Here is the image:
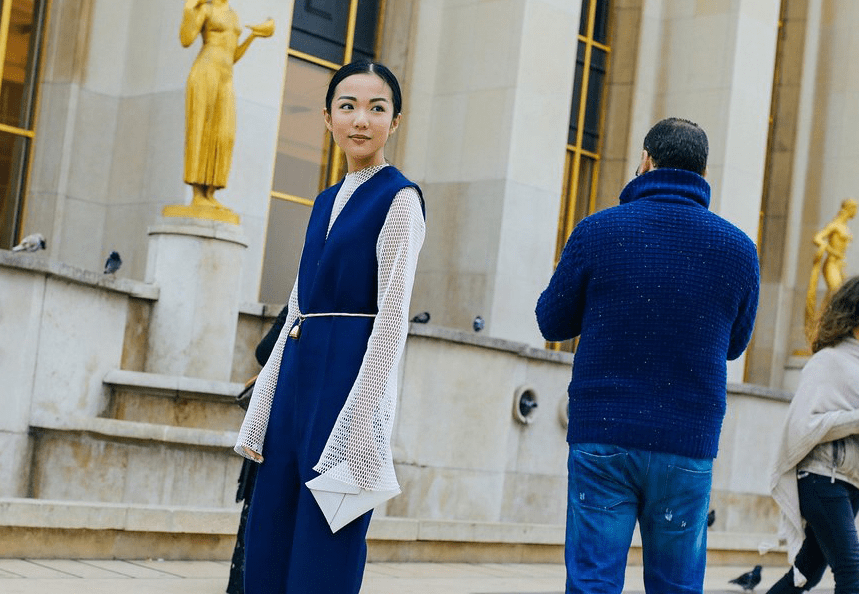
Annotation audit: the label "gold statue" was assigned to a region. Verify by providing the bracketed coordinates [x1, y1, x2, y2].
[170, 0, 274, 222]
[805, 198, 857, 341]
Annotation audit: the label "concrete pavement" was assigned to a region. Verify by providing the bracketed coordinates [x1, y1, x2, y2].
[0, 559, 837, 593]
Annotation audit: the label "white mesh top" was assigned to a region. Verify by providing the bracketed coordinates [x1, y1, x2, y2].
[235, 163, 425, 492]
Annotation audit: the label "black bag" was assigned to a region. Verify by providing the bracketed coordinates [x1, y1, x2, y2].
[236, 376, 256, 411]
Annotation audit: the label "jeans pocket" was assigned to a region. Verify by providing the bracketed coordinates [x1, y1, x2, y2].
[658, 462, 712, 533]
[571, 447, 631, 511]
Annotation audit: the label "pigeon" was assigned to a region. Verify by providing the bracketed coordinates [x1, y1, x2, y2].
[473, 315, 484, 332]
[707, 509, 716, 527]
[729, 565, 761, 591]
[12, 233, 46, 252]
[410, 311, 430, 324]
[104, 251, 122, 274]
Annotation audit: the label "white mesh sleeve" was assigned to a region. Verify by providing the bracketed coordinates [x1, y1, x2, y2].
[312, 186, 426, 490]
[234, 276, 301, 460]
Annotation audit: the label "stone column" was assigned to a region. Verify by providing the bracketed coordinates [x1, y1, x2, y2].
[628, 0, 780, 382]
[144, 218, 248, 381]
[400, 0, 580, 347]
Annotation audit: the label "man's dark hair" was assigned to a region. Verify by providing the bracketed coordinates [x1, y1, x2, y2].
[642, 118, 708, 175]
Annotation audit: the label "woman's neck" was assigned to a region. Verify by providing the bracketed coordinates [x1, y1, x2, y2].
[346, 159, 387, 174]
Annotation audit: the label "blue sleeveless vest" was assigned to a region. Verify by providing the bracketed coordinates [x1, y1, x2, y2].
[296, 166, 423, 318]
[275, 166, 423, 462]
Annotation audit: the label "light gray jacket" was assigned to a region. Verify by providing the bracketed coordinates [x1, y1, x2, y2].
[771, 337, 859, 565]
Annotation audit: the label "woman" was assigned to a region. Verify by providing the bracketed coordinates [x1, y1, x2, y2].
[180, 0, 273, 207]
[769, 276, 859, 593]
[235, 60, 425, 593]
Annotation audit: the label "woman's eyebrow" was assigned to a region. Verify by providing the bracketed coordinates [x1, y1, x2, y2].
[336, 95, 390, 103]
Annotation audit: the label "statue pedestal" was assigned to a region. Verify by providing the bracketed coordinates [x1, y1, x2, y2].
[144, 217, 248, 381]
[163, 203, 240, 225]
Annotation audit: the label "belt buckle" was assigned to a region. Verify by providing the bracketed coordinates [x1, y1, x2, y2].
[288, 318, 302, 339]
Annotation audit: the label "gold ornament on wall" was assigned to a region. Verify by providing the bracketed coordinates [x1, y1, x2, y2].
[163, 0, 275, 225]
[805, 198, 858, 343]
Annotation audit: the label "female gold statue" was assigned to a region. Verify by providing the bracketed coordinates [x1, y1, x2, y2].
[806, 198, 858, 341]
[180, 0, 273, 207]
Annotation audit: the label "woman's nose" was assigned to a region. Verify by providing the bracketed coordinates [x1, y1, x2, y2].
[353, 110, 369, 128]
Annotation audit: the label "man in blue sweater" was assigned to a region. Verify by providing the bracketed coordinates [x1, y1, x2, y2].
[536, 118, 759, 593]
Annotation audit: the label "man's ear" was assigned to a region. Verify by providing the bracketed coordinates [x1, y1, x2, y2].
[644, 152, 657, 173]
[637, 149, 655, 175]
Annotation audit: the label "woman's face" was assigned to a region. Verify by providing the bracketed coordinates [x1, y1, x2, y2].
[324, 73, 400, 172]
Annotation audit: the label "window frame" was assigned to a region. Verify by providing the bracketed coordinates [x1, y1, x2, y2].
[550, 0, 612, 352]
[0, 0, 49, 247]
[270, 0, 386, 208]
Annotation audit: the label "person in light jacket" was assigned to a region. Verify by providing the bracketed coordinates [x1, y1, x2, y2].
[769, 276, 859, 593]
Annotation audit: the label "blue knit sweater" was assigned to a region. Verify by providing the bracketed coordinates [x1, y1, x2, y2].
[536, 168, 759, 459]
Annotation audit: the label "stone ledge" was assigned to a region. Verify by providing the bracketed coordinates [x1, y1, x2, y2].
[0, 498, 780, 551]
[407, 324, 574, 364]
[103, 369, 245, 401]
[0, 250, 159, 300]
[31, 417, 238, 450]
[0, 498, 238, 534]
[728, 381, 793, 402]
[0, 499, 785, 563]
[238, 302, 285, 317]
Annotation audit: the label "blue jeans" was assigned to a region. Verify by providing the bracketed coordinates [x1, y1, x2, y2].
[566, 443, 713, 594]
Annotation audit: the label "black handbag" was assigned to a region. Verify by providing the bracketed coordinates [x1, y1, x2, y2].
[236, 375, 256, 411]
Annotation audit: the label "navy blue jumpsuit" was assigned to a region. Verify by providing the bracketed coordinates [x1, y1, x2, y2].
[243, 167, 423, 593]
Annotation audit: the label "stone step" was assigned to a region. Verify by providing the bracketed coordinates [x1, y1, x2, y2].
[0, 498, 786, 565]
[102, 370, 247, 431]
[29, 417, 242, 508]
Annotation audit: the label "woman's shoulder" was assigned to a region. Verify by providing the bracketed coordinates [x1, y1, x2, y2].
[380, 164, 420, 190]
[805, 339, 859, 375]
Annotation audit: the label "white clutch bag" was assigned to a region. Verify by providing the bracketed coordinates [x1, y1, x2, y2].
[306, 461, 400, 533]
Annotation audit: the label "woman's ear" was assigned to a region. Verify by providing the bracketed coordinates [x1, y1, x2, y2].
[323, 108, 332, 132]
[389, 113, 402, 135]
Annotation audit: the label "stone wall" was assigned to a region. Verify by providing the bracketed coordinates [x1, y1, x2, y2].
[1, 249, 794, 559]
[0, 250, 157, 498]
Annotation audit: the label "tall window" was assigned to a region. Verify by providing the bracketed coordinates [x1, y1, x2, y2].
[0, 0, 47, 249]
[550, 0, 611, 351]
[260, 0, 381, 302]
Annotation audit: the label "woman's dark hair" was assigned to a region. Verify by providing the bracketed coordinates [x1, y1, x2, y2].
[812, 276, 859, 353]
[325, 60, 402, 116]
[642, 117, 708, 176]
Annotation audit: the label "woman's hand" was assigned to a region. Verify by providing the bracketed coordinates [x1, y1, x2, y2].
[241, 445, 264, 463]
[246, 18, 275, 38]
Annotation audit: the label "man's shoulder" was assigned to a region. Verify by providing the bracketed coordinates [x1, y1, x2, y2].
[706, 213, 758, 252]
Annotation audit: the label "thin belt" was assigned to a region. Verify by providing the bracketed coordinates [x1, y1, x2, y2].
[288, 311, 376, 339]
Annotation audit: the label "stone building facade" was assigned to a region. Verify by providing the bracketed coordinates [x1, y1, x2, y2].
[1, 0, 857, 562]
